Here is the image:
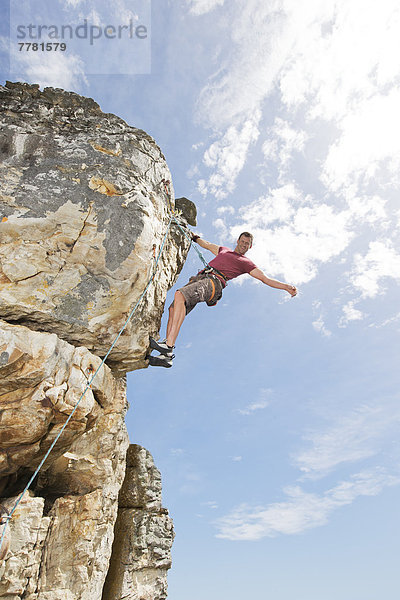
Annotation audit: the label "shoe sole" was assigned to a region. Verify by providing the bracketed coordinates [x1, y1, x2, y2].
[148, 354, 174, 368]
[149, 337, 174, 356]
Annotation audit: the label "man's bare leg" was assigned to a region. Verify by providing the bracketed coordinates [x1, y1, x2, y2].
[166, 290, 186, 347]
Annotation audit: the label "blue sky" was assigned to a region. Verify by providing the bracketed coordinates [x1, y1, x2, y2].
[2, 0, 400, 598]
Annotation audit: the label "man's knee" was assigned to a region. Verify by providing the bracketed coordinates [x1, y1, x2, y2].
[174, 290, 185, 305]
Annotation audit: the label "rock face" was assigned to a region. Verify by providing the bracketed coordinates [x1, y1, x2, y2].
[0, 80, 193, 375]
[0, 319, 122, 482]
[0, 82, 195, 600]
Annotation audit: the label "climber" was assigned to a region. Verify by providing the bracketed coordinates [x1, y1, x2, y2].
[148, 231, 297, 368]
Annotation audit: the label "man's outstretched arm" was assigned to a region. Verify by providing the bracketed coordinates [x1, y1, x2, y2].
[191, 234, 219, 256]
[249, 268, 297, 297]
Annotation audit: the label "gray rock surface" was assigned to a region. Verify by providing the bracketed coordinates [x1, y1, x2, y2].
[0, 82, 188, 600]
[0, 81, 195, 375]
[0, 320, 122, 481]
[103, 445, 174, 600]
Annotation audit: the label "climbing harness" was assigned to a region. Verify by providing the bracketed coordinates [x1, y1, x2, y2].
[199, 265, 228, 285]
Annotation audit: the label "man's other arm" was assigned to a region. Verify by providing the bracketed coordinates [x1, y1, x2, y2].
[249, 268, 297, 297]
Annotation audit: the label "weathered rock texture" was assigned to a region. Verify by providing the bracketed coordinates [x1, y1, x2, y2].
[102, 446, 175, 600]
[0, 82, 195, 600]
[0, 80, 193, 375]
[0, 319, 122, 482]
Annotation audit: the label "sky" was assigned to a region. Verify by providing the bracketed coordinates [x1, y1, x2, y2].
[1, 0, 400, 598]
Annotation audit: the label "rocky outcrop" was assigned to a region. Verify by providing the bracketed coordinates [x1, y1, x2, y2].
[0, 320, 122, 483]
[0, 82, 195, 599]
[0, 80, 192, 375]
[102, 446, 174, 600]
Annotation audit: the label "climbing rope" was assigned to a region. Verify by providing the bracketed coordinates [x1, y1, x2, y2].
[160, 179, 211, 270]
[0, 213, 175, 554]
[172, 217, 210, 269]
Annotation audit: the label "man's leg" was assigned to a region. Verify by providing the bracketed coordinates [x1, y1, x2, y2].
[166, 290, 186, 347]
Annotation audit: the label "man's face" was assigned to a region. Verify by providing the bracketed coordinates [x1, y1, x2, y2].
[235, 235, 252, 255]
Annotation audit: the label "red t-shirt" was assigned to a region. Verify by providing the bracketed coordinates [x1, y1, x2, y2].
[208, 246, 257, 282]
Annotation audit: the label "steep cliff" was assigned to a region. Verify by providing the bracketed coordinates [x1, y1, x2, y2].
[0, 81, 194, 600]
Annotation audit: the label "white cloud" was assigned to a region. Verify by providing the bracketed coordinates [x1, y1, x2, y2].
[346, 196, 387, 225]
[10, 39, 88, 91]
[236, 389, 272, 415]
[195, 0, 300, 129]
[227, 186, 389, 288]
[212, 218, 229, 241]
[170, 448, 185, 457]
[262, 117, 308, 178]
[217, 205, 235, 215]
[372, 311, 400, 329]
[200, 115, 260, 199]
[203, 500, 219, 509]
[217, 396, 400, 541]
[193, 0, 399, 289]
[282, 0, 400, 118]
[338, 300, 365, 327]
[350, 241, 400, 298]
[322, 90, 400, 192]
[294, 401, 400, 479]
[187, 164, 200, 179]
[312, 315, 332, 337]
[215, 468, 400, 540]
[236, 399, 270, 416]
[232, 185, 353, 284]
[312, 301, 332, 337]
[186, 0, 225, 16]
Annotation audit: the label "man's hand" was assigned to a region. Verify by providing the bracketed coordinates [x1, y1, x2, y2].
[191, 232, 200, 242]
[286, 284, 297, 297]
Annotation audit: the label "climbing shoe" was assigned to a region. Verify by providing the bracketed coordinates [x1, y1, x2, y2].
[149, 337, 174, 356]
[148, 353, 175, 368]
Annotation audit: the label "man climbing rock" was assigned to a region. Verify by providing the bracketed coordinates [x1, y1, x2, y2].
[148, 231, 297, 367]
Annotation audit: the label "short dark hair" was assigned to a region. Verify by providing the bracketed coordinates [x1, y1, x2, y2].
[238, 231, 253, 243]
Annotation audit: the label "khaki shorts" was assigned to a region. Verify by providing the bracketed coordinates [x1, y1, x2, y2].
[172, 273, 223, 315]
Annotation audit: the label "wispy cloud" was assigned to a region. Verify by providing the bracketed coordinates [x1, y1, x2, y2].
[338, 300, 365, 327]
[321, 90, 400, 193]
[312, 315, 332, 338]
[186, 0, 225, 16]
[217, 396, 400, 541]
[262, 118, 308, 182]
[312, 301, 332, 337]
[215, 468, 400, 540]
[192, 0, 399, 326]
[203, 500, 219, 509]
[198, 115, 260, 199]
[293, 401, 400, 479]
[236, 389, 272, 415]
[231, 185, 353, 284]
[11, 48, 88, 91]
[170, 448, 185, 457]
[349, 241, 400, 299]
